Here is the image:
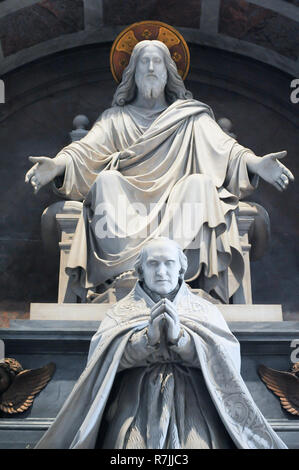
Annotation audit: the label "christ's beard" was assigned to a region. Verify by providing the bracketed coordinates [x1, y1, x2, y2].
[137, 76, 167, 100]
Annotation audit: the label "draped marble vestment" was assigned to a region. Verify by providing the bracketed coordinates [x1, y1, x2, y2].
[35, 282, 286, 449]
[54, 99, 258, 302]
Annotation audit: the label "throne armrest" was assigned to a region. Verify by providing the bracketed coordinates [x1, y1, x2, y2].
[41, 201, 83, 256]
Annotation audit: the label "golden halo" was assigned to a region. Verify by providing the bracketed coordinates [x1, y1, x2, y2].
[110, 20, 190, 83]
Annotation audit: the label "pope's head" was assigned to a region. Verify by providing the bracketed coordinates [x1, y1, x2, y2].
[112, 40, 192, 106]
[134, 237, 188, 295]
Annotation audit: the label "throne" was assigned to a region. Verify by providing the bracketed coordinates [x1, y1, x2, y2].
[41, 115, 270, 305]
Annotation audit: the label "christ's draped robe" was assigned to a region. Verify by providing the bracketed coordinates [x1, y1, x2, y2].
[54, 99, 258, 302]
[35, 281, 286, 449]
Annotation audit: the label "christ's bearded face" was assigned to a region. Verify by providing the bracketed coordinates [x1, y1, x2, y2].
[135, 44, 168, 100]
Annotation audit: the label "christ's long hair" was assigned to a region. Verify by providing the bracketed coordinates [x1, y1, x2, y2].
[112, 40, 193, 106]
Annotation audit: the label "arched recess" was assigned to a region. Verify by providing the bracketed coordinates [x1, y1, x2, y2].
[0, 41, 298, 316]
[1, 41, 298, 125]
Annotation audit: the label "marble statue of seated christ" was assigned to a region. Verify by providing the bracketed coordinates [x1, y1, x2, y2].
[24, 39, 294, 303]
[35, 237, 287, 449]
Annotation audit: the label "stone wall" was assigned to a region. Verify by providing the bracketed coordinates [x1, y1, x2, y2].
[0, 0, 298, 76]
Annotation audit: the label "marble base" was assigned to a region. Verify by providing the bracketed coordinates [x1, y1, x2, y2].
[30, 303, 283, 322]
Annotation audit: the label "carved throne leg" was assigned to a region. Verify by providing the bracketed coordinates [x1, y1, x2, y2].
[56, 213, 80, 303]
[232, 216, 254, 304]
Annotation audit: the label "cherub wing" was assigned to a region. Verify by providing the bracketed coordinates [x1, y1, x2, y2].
[0, 362, 56, 414]
[258, 364, 299, 416]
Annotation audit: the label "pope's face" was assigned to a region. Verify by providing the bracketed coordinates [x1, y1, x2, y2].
[135, 45, 167, 99]
[142, 241, 181, 295]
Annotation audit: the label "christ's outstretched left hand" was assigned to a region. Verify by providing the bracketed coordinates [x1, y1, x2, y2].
[247, 150, 294, 192]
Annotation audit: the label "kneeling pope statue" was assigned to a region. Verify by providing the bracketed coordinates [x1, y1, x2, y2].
[35, 237, 287, 449]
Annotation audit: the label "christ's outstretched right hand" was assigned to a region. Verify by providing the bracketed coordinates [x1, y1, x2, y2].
[25, 155, 67, 194]
[25, 156, 58, 194]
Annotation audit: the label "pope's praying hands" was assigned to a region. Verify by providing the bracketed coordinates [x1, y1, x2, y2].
[147, 298, 183, 346]
[119, 297, 196, 372]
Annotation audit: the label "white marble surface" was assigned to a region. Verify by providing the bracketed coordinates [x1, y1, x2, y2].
[30, 302, 282, 322]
